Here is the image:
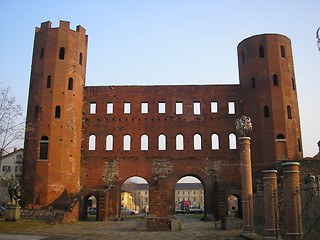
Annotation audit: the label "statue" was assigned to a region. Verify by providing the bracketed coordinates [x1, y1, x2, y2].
[235, 115, 253, 137]
[0, 174, 21, 205]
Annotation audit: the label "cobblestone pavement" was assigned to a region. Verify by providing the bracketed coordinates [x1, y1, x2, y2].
[1, 216, 245, 240]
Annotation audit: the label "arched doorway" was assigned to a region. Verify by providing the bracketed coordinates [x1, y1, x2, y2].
[227, 194, 240, 218]
[175, 176, 204, 216]
[120, 176, 149, 217]
[84, 195, 97, 221]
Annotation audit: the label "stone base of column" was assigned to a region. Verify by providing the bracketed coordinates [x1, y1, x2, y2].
[5, 204, 21, 221]
[135, 217, 183, 231]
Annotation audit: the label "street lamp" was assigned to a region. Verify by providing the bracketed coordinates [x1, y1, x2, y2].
[317, 27, 320, 51]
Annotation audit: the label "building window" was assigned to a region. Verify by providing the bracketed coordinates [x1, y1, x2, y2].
[79, 52, 83, 65]
[229, 133, 237, 149]
[211, 133, 219, 150]
[55, 105, 61, 118]
[264, 105, 270, 118]
[281, 45, 286, 58]
[90, 103, 96, 114]
[194, 134, 202, 150]
[46, 76, 51, 88]
[107, 102, 113, 114]
[228, 102, 235, 114]
[259, 45, 265, 58]
[89, 135, 96, 150]
[106, 135, 113, 151]
[292, 78, 296, 90]
[273, 74, 279, 86]
[40, 48, 44, 60]
[39, 136, 49, 160]
[68, 78, 73, 90]
[176, 134, 184, 151]
[141, 102, 148, 114]
[124, 135, 131, 151]
[158, 134, 166, 150]
[241, 51, 245, 64]
[276, 134, 285, 139]
[141, 134, 148, 151]
[298, 138, 302, 152]
[251, 77, 256, 88]
[211, 102, 218, 113]
[35, 106, 39, 119]
[176, 102, 183, 114]
[158, 102, 166, 114]
[59, 47, 65, 60]
[2, 166, 11, 172]
[287, 105, 292, 119]
[124, 102, 131, 114]
[193, 102, 200, 115]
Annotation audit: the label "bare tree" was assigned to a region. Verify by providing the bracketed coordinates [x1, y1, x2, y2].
[0, 86, 24, 152]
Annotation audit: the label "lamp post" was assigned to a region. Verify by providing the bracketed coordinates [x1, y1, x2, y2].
[317, 27, 320, 51]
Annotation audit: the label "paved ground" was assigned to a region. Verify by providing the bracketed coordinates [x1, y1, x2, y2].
[0, 216, 247, 240]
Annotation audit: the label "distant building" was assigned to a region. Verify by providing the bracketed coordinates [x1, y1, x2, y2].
[122, 183, 204, 213]
[0, 148, 23, 206]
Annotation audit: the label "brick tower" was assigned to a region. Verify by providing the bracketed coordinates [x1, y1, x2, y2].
[237, 34, 303, 172]
[22, 21, 87, 207]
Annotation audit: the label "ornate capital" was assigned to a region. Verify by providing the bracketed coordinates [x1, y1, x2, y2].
[235, 116, 252, 137]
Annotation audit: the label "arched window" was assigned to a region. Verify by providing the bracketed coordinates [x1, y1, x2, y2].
[211, 134, 219, 150]
[264, 105, 270, 118]
[68, 78, 73, 90]
[251, 77, 256, 88]
[287, 105, 292, 119]
[276, 134, 286, 139]
[89, 135, 96, 150]
[46, 76, 51, 88]
[59, 47, 65, 60]
[141, 134, 148, 151]
[39, 136, 49, 160]
[158, 134, 166, 150]
[259, 45, 265, 58]
[281, 45, 286, 58]
[194, 134, 202, 150]
[106, 135, 113, 151]
[124, 135, 131, 151]
[273, 74, 279, 86]
[55, 105, 61, 118]
[79, 52, 83, 65]
[292, 78, 296, 90]
[176, 134, 184, 150]
[229, 133, 237, 149]
[40, 48, 44, 60]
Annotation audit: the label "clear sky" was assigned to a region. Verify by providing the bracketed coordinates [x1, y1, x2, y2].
[0, 1, 319, 157]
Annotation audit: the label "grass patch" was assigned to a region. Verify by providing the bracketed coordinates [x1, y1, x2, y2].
[184, 214, 204, 219]
[0, 219, 48, 233]
[121, 215, 142, 220]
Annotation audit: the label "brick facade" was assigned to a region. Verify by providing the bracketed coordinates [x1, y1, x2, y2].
[22, 21, 303, 221]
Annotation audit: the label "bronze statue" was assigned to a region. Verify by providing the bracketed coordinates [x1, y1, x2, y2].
[0, 174, 21, 205]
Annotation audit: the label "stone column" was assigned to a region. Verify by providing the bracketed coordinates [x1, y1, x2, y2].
[262, 170, 279, 240]
[282, 162, 303, 240]
[239, 136, 254, 235]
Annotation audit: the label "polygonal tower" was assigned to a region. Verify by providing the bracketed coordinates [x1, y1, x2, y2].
[238, 34, 303, 172]
[22, 21, 87, 207]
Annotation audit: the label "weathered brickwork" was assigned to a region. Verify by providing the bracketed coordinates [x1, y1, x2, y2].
[22, 21, 303, 221]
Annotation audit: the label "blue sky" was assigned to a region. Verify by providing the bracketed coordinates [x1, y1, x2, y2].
[0, 1, 319, 157]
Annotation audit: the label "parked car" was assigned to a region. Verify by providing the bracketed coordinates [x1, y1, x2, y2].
[0, 206, 5, 217]
[121, 207, 138, 215]
[87, 207, 96, 215]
